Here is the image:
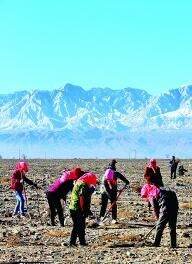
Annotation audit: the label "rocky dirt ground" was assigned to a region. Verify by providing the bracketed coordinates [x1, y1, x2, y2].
[0, 159, 192, 264]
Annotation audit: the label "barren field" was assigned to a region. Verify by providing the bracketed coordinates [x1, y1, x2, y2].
[0, 159, 192, 264]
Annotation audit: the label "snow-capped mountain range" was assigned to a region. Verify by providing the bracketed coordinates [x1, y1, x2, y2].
[0, 84, 192, 158]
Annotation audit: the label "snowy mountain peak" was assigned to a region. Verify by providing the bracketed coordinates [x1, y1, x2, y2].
[0, 84, 192, 131]
[0, 84, 192, 158]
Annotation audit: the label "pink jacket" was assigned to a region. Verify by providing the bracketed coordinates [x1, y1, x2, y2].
[48, 171, 72, 192]
[48, 168, 82, 192]
[141, 183, 160, 200]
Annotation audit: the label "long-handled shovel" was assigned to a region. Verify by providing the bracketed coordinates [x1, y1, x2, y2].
[102, 184, 128, 222]
[90, 184, 128, 228]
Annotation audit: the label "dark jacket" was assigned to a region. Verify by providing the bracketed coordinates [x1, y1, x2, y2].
[151, 187, 179, 219]
[169, 159, 179, 171]
[144, 166, 164, 187]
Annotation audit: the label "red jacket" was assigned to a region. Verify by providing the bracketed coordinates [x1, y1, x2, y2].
[11, 170, 35, 191]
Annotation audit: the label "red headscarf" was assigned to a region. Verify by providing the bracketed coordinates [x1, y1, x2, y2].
[77, 173, 97, 186]
[69, 167, 82, 180]
[60, 167, 82, 182]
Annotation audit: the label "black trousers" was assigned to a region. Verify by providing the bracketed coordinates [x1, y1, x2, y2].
[171, 169, 176, 179]
[100, 192, 117, 220]
[154, 211, 177, 247]
[46, 192, 64, 226]
[70, 210, 86, 245]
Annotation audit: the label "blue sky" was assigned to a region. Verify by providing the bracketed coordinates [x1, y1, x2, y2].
[0, 0, 192, 95]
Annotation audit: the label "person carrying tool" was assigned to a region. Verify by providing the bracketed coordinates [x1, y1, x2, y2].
[46, 167, 84, 227]
[10, 161, 38, 217]
[98, 167, 129, 225]
[69, 172, 98, 247]
[141, 184, 179, 248]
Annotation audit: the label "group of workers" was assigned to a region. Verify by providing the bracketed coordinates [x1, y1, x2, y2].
[9, 157, 187, 248]
[169, 155, 188, 178]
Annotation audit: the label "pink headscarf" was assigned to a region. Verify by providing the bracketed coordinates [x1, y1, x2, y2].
[77, 173, 97, 186]
[148, 159, 157, 169]
[15, 161, 29, 172]
[141, 183, 160, 199]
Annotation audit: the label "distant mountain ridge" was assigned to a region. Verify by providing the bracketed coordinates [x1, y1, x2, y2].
[0, 84, 192, 158]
